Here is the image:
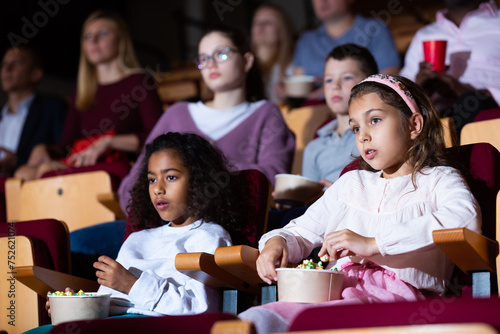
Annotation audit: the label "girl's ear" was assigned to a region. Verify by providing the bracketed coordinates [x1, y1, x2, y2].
[409, 113, 424, 140]
[243, 52, 254, 73]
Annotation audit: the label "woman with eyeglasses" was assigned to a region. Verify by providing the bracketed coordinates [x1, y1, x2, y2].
[14, 10, 163, 181]
[118, 25, 295, 215]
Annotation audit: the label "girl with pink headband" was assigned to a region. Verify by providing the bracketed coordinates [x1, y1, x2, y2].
[356, 74, 421, 114]
[239, 74, 481, 334]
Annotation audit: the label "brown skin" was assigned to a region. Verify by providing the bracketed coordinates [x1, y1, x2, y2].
[0, 148, 17, 174]
[93, 255, 138, 294]
[44, 256, 139, 317]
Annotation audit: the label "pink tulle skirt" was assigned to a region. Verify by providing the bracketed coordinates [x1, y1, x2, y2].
[239, 263, 427, 334]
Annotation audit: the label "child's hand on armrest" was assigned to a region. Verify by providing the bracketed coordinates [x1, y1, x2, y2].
[94, 256, 138, 294]
[256, 236, 289, 285]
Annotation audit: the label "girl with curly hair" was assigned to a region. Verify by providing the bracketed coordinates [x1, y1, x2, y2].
[93, 132, 250, 316]
[42, 132, 250, 324]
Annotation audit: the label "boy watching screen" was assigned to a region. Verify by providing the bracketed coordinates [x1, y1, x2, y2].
[302, 43, 379, 188]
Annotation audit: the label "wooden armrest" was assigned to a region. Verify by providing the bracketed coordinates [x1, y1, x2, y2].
[16, 266, 100, 297]
[432, 228, 499, 273]
[97, 192, 126, 219]
[214, 245, 264, 286]
[211, 320, 256, 334]
[175, 252, 259, 294]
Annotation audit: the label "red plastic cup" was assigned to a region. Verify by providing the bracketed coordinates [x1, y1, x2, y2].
[423, 40, 447, 73]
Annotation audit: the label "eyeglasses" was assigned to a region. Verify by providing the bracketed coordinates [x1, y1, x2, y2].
[195, 46, 238, 70]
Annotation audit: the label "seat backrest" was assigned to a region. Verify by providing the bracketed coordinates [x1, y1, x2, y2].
[47, 312, 239, 334]
[0, 219, 71, 330]
[280, 104, 331, 174]
[452, 143, 500, 241]
[0, 235, 41, 333]
[286, 323, 496, 334]
[154, 67, 205, 108]
[474, 108, 500, 122]
[232, 169, 272, 247]
[497, 190, 500, 294]
[0, 175, 8, 223]
[6, 171, 119, 232]
[40, 160, 132, 191]
[461, 118, 500, 152]
[441, 117, 458, 148]
[0, 219, 71, 274]
[288, 297, 500, 332]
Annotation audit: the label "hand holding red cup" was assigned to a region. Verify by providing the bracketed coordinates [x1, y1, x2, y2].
[423, 40, 447, 73]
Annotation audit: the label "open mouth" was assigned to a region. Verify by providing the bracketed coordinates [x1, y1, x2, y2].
[331, 96, 342, 102]
[365, 149, 376, 159]
[155, 199, 169, 210]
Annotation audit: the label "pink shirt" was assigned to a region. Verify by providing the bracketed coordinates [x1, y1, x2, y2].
[400, 1, 500, 104]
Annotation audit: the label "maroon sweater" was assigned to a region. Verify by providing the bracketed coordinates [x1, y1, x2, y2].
[57, 72, 163, 157]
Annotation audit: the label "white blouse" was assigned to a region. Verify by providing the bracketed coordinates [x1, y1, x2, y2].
[98, 220, 232, 316]
[188, 100, 266, 141]
[260, 166, 481, 294]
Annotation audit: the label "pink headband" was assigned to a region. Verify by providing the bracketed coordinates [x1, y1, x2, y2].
[357, 74, 421, 114]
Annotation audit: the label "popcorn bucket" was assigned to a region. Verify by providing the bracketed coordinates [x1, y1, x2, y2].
[284, 75, 316, 98]
[276, 268, 344, 303]
[274, 174, 324, 207]
[49, 292, 111, 325]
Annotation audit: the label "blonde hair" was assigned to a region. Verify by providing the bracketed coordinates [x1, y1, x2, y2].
[76, 10, 140, 110]
[251, 4, 294, 83]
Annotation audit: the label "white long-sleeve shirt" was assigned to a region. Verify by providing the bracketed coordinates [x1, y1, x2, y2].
[259, 166, 481, 294]
[98, 220, 232, 316]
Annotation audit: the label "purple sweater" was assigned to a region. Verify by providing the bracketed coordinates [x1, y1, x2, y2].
[118, 100, 295, 213]
[57, 72, 163, 156]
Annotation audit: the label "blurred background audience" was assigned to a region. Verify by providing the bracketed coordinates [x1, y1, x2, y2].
[13, 10, 163, 180]
[400, 0, 500, 136]
[251, 3, 295, 104]
[291, 0, 401, 100]
[0, 45, 67, 176]
[0, 0, 454, 106]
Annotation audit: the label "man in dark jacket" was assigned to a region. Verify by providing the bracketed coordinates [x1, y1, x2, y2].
[0, 45, 67, 175]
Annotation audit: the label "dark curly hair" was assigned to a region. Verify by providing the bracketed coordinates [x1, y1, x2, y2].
[349, 75, 455, 186]
[128, 132, 251, 240]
